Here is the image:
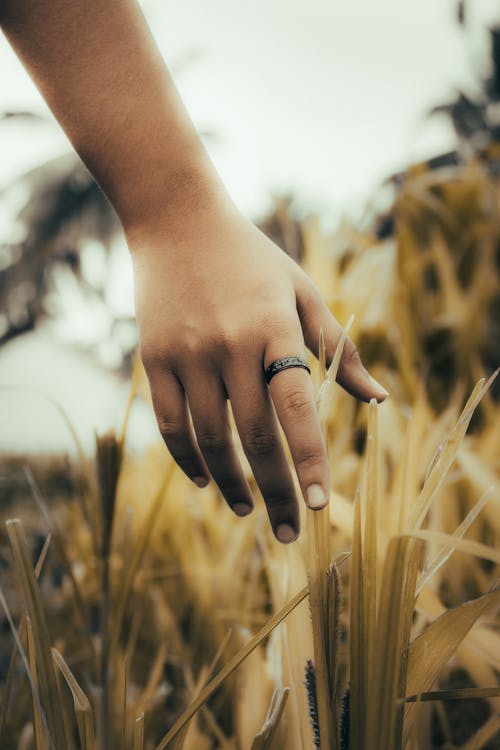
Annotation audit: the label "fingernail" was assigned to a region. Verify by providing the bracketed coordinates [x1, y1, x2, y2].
[276, 523, 298, 543]
[367, 374, 389, 398]
[306, 483, 328, 509]
[193, 476, 209, 488]
[233, 502, 252, 517]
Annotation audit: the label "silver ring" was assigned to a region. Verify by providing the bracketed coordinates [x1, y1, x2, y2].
[265, 356, 311, 384]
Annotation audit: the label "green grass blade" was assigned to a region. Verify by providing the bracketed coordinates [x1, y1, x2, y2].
[154, 587, 308, 750]
[6, 518, 67, 750]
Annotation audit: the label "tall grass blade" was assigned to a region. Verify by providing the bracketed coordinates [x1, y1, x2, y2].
[317, 314, 354, 421]
[405, 588, 500, 742]
[368, 536, 422, 750]
[410, 530, 500, 565]
[251, 688, 290, 750]
[26, 617, 49, 750]
[133, 713, 145, 750]
[24, 466, 96, 663]
[349, 487, 365, 750]
[363, 399, 379, 694]
[326, 560, 342, 741]
[460, 714, 500, 750]
[405, 687, 500, 702]
[109, 462, 175, 663]
[409, 369, 498, 530]
[416, 487, 494, 594]
[306, 506, 337, 750]
[0, 533, 51, 740]
[52, 648, 95, 750]
[154, 587, 308, 750]
[6, 518, 67, 750]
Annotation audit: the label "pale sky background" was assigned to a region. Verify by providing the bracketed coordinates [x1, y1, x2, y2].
[0, 0, 498, 452]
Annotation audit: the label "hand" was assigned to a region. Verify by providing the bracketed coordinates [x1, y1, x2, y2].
[129, 196, 388, 543]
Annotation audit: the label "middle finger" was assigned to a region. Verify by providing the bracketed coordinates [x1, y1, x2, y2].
[224, 351, 301, 543]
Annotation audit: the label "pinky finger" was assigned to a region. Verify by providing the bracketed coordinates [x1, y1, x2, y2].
[149, 370, 210, 487]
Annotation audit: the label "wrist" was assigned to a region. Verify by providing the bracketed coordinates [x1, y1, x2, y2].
[123, 154, 241, 256]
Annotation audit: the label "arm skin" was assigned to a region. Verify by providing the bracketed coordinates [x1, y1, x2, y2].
[0, 0, 388, 543]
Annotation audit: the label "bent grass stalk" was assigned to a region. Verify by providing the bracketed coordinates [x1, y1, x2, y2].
[154, 587, 308, 750]
[6, 518, 67, 750]
[304, 318, 354, 750]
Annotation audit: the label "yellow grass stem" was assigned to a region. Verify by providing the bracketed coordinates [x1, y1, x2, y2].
[251, 688, 290, 750]
[407, 588, 500, 697]
[405, 588, 500, 743]
[349, 486, 366, 750]
[368, 536, 422, 750]
[109, 461, 175, 664]
[306, 506, 338, 750]
[52, 648, 95, 750]
[6, 518, 67, 750]
[416, 487, 494, 594]
[317, 314, 354, 422]
[154, 587, 308, 750]
[405, 687, 500, 702]
[303, 315, 354, 750]
[410, 530, 500, 565]
[363, 399, 379, 692]
[133, 713, 145, 750]
[460, 714, 500, 750]
[118, 352, 143, 451]
[409, 369, 498, 530]
[24, 466, 96, 665]
[26, 617, 49, 750]
[0, 534, 53, 743]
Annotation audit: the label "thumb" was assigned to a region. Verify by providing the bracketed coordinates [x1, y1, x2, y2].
[294, 273, 389, 403]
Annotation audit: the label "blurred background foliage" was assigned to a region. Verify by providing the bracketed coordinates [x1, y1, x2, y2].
[0, 2, 499, 750]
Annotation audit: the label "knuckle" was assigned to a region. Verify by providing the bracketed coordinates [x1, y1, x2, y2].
[243, 426, 279, 458]
[265, 495, 294, 512]
[157, 416, 182, 441]
[295, 444, 325, 469]
[197, 431, 229, 456]
[140, 342, 160, 369]
[343, 341, 362, 367]
[282, 388, 313, 419]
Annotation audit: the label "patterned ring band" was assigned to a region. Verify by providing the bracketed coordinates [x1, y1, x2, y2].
[264, 356, 311, 384]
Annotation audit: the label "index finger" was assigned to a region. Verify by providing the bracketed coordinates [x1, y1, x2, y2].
[264, 344, 330, 512]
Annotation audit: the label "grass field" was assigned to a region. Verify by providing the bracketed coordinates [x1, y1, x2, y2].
[0, 151, 499, 749]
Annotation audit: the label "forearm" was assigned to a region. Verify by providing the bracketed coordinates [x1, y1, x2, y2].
[0, 0, 229, 234]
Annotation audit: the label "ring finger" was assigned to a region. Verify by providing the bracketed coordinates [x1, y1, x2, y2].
[182, 367, 255, 517]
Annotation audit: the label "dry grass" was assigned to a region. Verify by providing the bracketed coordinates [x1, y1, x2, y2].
[0, 153, 499, 749]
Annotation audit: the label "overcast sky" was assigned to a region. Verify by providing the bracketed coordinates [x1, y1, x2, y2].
[0, 0, 498, 451]
[1, 0, 498, 217]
